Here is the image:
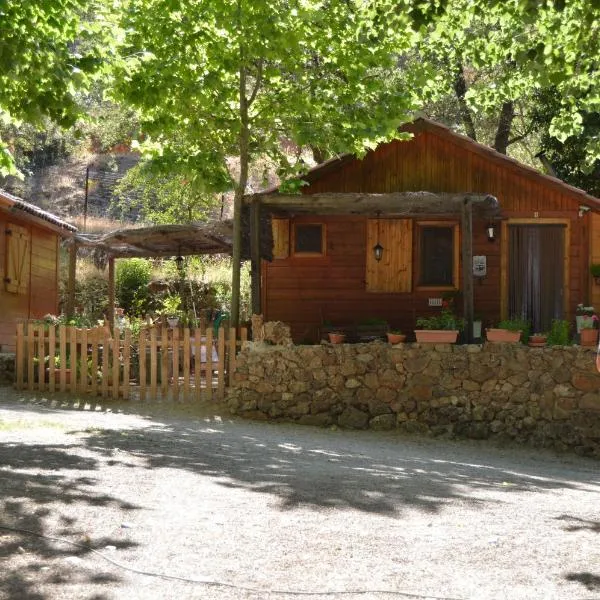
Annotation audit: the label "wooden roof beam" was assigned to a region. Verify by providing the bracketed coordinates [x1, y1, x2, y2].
[246, 192, 499, 216]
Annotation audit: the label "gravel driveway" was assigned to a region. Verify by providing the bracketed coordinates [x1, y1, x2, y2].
[0, 387, 599, 600]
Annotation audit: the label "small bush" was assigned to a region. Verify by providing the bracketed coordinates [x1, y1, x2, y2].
[116, 259, 154, 317]
[547, 319, 571, 346]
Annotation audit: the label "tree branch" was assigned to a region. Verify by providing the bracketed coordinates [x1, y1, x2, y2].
[247, 59, 263, 108]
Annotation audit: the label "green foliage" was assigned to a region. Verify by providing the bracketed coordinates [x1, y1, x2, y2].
[547, 319, 571, 346]
[416, 310, 465, 331]
[0, 0, 118, 176]
[116, 259, 153, 317]
[590, 264, 600, 278]
[497, 317, 531, 343]
[112, 163, 220, 224]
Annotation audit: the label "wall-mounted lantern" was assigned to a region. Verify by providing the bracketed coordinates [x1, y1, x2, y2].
[373, 210, 384, 261]
[486, 222, 496, 242]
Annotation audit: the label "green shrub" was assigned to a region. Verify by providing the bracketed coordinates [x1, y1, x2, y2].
[547, 319, 571, 346]
[116, 259, 153, 317]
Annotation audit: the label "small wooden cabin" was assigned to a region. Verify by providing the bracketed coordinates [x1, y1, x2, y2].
[0, 189, 76, 351]
[250, 118, 600, 343]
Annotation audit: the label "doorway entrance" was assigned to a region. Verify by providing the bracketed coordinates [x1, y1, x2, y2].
[508, 224, 566, 332]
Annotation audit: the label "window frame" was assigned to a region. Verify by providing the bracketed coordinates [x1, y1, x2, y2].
[291, 222, 326, 257]
[415, 220, 459, 290]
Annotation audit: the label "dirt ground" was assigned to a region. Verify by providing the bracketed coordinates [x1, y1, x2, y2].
[0, 387, 599, 600]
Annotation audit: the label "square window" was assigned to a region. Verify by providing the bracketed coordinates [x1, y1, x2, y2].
[419, 226, 454, 286]
[293, 224, 324, 255]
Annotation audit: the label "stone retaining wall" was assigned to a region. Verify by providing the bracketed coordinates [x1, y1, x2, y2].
[0, 353, 15, 386]
[228, 342, 600, 457]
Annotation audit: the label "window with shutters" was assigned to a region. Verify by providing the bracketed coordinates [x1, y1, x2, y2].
[4, 223, 30, 295]
[292, 223, 325, 257]
[416, 222, 459, 289]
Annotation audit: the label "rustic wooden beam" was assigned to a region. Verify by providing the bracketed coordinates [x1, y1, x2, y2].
[107, 256, 115, 328]
[246, 192, 499, 217]
[250, 199, 262, 315]
[461, 198, 474, 343]
[66, 243, 77, 318]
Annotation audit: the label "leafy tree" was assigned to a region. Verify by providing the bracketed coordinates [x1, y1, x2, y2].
[112, 0, 429, 324]
[414, 0, 600, 162]
[0, 1, 115, 177]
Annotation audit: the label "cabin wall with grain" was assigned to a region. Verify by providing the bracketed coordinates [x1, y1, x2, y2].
[263, 127, 589, 342]
[0, 213, 60, 352]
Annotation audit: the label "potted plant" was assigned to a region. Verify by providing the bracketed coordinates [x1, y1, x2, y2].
[579, 314, 598, 346]
[528, 332, 547, 347]
[414, 309, 464, 343]
[328, 331, 346, 344]
[576, 304, 596, 333]
[591, 264, 600, 285]
[386, 329, 406, 344]
[486, 317, 529, 343]
[160, 295, 183, 327]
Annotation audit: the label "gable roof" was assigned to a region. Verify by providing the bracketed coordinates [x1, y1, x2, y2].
[0, 189, 77, 234]
[297, 117, 600, 209]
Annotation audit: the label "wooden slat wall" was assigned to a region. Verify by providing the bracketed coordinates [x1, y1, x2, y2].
[264, 129, 587, 341]
[0, 215, 60, 352]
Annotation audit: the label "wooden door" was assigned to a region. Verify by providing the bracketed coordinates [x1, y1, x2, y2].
[508, 224, 565, 332]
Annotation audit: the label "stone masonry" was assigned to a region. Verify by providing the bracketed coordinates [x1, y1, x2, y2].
[228, 341, 600, 457]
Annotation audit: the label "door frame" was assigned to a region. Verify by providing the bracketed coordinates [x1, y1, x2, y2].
[500, 218, 570, 320]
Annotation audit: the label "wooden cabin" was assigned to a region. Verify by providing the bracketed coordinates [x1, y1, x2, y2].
[0, 189, 76, 351]
[249, 118, 600, 343]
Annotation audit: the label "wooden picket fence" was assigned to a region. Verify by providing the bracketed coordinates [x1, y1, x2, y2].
[15, 322, 247, 401]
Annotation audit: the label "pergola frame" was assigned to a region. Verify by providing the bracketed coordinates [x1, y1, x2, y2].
[244, 191, 501, 343]
[65, 222, 233, 326]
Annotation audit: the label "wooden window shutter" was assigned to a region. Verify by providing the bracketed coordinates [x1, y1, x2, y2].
[272, 218, 290, 259]
[5, 224, 30, 294]
[366, 219, 412, 292]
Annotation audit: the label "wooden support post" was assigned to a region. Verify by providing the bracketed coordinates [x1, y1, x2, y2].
[108, 256, 115, 329]
[462, 198, 474, 343]
[66, 243, 77, 318]
[250, 199, 262, 316]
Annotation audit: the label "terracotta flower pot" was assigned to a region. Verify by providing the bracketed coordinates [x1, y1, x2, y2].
[328, 332, 346, 344]
[387, 332, 406, 344]
[580, 328, 598, 347]
[528, 335, 547, 347]
[414, 330, 458, 343]
[486, 328, 521, 343]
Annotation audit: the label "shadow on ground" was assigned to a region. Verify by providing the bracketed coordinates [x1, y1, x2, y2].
[75, 403, 600, 518]
[2, 393, 599, 599]
[0, 427, 140, 599]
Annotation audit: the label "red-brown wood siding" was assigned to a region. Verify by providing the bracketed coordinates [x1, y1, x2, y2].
[264, 129, 588, 342]
[0, 214, 60, 352]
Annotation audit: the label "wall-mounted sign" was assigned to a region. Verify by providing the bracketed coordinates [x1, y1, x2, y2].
[473, 255, 487, 278]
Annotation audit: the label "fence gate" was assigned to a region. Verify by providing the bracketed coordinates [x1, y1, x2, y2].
[15, 323, 247, 402]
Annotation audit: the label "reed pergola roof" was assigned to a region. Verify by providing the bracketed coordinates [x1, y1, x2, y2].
[70, 221, 234, 259]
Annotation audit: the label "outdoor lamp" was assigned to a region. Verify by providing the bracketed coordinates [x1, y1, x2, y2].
[373, 242, 384, 262]
[486, 222, 496, 242]
[373, 210, 384, 261]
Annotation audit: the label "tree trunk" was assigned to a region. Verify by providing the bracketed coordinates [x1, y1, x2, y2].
[493, 101, 515, 155]
[231, 61, 250, 329]
[453, 64, 477, 141]
[311, 145, 328, 164]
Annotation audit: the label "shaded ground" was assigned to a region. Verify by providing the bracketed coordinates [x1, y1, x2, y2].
[0, 388, 599, 600]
